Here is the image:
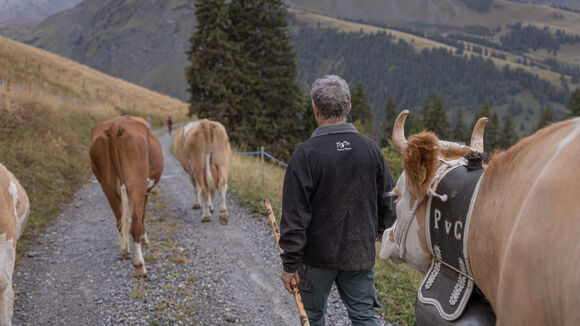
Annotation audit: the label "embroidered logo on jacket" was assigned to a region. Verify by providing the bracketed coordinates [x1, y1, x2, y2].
[336, 141, 352, 151]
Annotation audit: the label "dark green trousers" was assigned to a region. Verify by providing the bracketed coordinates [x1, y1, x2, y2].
[298, 264, 381, 326]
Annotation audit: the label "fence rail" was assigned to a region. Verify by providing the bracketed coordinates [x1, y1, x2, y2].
[237, 149, 288, 167]
[237, 147, 287, 186]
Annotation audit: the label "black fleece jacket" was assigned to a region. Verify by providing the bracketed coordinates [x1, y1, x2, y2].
[279, 123, 395, 273]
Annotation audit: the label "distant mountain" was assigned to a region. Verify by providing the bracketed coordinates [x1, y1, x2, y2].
[20, 0, 197, 101]
[0, 0, 81, 25]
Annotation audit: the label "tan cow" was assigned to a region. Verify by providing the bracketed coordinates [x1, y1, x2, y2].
[380, 110, 580, 325]
[0, 163, 29, 326]
[89, 115, 163, 278]
[174, 119, 231, 224]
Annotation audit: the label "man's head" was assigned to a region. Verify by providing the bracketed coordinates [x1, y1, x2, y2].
[310, 75, 351, 124]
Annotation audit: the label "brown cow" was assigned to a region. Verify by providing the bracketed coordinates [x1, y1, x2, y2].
[380, 110, 580, 325]
[89, 115, 163, 278]
[174, 119, 231, 224]
[0, 163, 29, 325]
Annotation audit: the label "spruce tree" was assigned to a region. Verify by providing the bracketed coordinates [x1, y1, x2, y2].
[186, 0, 242, 128]
[568, 88, 580, 117]
[537, 107, 554, 130]
[229, 0, 302, 158]
[428, 94, 449, 139]
[452, 108, 467, 144]
[381, 96, 397, 147]
[488, 112, 500, 153]
[350, 82, 372, 135]
[421, 96, 432, 130]
[499, 114, 518, 149]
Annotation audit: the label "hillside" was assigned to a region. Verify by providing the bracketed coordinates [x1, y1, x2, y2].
[0, 34, 187, 249]
[285, 0, 580, 34]
[0, 0, 81, 25]
[20, 0, 197, 100]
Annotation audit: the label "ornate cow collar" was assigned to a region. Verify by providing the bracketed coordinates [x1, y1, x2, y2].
[417, 159, 484, 321]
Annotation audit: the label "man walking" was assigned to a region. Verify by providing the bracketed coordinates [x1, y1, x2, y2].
[279, 75, 395, 325]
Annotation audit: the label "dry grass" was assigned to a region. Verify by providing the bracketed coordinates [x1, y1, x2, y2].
[228, 150, 287, 219]
[0, 35, 188, 121]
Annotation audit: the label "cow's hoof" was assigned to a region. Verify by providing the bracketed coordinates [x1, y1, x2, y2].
[193, 203, 201, 209]
[219, 211, 229, 225]
[142, 233, 150, 245]
[201, 216, 211, 222]
[210, 207, 214, 213]
[134, 265, 148, 278]
[120, 249, 131, 260]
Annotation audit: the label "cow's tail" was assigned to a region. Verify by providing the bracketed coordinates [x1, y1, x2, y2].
[107, 122, 131, 251]
[203, 121, 215, 194]
[120, 184, 131, 249]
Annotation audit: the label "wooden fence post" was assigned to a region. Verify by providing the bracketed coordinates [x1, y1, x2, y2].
[261, 146, 265, 187]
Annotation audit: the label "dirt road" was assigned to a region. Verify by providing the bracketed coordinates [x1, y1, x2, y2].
[12, 129, 389, 325]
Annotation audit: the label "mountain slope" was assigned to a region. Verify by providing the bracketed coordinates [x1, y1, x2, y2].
[21, 0, 197, 100]
[285, 0, 580, 35]
[0, 0, 81, 25]
[0, 34, 187, 119]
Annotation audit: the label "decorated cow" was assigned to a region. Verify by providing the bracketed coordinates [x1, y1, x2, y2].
[379, 110, 580, 325]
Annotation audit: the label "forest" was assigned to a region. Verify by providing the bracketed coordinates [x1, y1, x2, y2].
[290, 20, 569, 117]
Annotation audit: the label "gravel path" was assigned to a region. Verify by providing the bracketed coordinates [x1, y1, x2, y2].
[12, 128, 390, 325]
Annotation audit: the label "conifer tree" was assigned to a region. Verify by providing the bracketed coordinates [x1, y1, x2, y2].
[567, 88, 580, 117]
[499, 114, 518, 149]
[381, 96, 397, 147]
[488, 112, 500, 152]
[452, 108, 467, 143]
[186, 0, 243, 129]
[421, 96, 432, 130]
[228, 0, 302, 158]
[350, 82, 373, 135]
[537, 107, 554, 130]
[428, 94, 449, 139]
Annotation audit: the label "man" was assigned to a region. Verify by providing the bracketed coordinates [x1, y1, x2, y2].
[167, 116, 173, 135]
[279, 75, 395, 325]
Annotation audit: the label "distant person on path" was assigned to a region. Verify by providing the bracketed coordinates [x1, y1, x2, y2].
[279, 75, 396, 325]
[167, 116, 173, 135]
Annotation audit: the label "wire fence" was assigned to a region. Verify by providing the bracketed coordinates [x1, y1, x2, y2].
[237, 149, 288, 167]
[237, 147, 287, 186]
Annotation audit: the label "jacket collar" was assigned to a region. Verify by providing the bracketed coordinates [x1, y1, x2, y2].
[310, 123, 358, 138]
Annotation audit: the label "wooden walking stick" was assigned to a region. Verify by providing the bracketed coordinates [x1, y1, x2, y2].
[264, 199, 310, 326]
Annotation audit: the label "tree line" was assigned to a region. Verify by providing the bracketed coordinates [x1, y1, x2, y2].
[377, 88, 580, 154]
[289, 21, 569, 125]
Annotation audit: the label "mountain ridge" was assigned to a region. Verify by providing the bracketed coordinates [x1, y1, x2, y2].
[0, 0, 81, 25]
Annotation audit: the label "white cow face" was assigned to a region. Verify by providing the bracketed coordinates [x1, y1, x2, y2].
[379, 172, 431, 274]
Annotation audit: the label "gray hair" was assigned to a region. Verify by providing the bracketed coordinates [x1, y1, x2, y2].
[310, 75, 351, 122]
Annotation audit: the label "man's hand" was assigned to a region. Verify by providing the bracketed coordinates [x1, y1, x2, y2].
[281, 270, 299, 294]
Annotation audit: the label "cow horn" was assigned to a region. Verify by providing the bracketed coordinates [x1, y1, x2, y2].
[470, 117, 488, 153]
[393, 109, 410, 153]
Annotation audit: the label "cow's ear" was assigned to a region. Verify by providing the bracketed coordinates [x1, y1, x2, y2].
[402, 132, 440, 198]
